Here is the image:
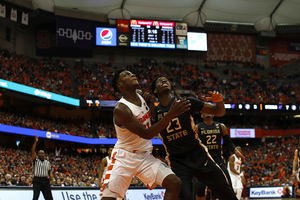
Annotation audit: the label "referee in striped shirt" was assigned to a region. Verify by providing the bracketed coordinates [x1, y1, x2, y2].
[31, 134, 53, 200]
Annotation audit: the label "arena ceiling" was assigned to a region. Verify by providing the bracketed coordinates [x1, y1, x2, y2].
[21, 0, 300, 31]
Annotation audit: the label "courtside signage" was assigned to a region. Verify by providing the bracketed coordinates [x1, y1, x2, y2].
[96, 27, 117, 46]
[230, 128, 255, 138]
[0, 124, 163, 145]
[249, 186, 293, 198]
[126, 188, 166, 200]
[0, 188, 99, 200]
[0, 187, 166, 200]
[0, 79, 79, 106]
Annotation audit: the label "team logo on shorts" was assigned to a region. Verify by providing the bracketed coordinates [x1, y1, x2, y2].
[100, 29, 113, 40]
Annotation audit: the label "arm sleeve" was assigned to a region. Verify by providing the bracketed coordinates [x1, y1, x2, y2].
[223, 134, 236, 152]
[186, 97, 204, 112]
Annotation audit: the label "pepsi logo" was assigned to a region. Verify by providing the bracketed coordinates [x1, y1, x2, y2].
[100, 29, 113, 40]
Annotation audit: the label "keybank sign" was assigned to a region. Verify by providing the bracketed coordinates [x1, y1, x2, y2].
[249, 186, 293, 198]
[0, 79, 79, 106]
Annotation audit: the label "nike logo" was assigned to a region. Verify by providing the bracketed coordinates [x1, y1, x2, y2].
[204, 160, 208, 166]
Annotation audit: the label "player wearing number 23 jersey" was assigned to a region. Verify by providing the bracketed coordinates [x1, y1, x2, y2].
[151, 76, 238, 200]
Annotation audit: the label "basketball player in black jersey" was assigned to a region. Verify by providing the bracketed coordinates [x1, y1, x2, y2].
[151, 76, 238, 200]
[196, 113, 245, 200]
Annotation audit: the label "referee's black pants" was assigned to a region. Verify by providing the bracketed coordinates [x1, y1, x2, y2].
[32, 177, 53, 200]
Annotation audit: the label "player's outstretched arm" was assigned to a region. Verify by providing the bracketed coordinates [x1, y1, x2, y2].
[114, 99, 190, 139]
[221, 123, 245, 160]
[201, 91, 225, 117]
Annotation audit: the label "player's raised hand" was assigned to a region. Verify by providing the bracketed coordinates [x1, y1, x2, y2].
[205, 91, 223, 102]
[35, 134, 39, 143]
[169, 99, 190, 117]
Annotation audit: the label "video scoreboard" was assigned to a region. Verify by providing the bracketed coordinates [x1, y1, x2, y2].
[95, 19, 206, 50]
[130, 20, 175, 49]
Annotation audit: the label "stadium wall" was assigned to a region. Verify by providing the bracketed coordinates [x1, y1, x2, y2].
[0, 17, 36, 57]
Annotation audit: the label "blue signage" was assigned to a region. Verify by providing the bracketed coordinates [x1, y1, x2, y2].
[96, 27, 117, 46]
[0, 79, 79, 106]
[0, 124, 163, 145]
[130, 42, 175, 49]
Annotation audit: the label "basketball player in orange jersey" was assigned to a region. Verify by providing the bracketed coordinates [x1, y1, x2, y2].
[228, 146, 245, 200]
[100, 70, 191, 200]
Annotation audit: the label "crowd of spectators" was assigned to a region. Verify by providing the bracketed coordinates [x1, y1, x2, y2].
[0, 48, 73, 97]
[2, 47, 299, 104]
[0, 105, 299, 141]
[0, 106, 118, 138]
[2, 135, 300, 199]
[242, 136, 299, 190]
[75, 58, 173, 100]
[165, 61, 299, 104]
[75, 62, 119, 100]
[0, 146, 145, 187]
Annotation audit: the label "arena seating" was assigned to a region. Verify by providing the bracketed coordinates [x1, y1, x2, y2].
[0, 135, 299, 191]
[1, 47, 299, 104]
[0, 48, 73, 97]
[165, 61, 299, 104]
[0, 145, 149, 187]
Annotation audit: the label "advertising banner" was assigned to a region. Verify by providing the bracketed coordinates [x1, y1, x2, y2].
[0, 124, 163, 145]
[0, 186, 165, 200]
[290, 42, 300, 52]
[230, 128, 255, 138]
[95, 27, 117, 46]
[175, 23, 187, 35]
[249, 186, 293, 198]
[269, 37, 300, 67]
[56, 16, 94, 49]
[117, 32, 130, 46]
[0, 188, 99, 200]
[176, 35, 187, 49]
[126, 188, 166, 200]
[0, 78, 79, 106]
[117, 19, 129, 32]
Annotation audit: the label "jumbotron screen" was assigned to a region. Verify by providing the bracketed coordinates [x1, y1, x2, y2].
[130, 19, 175, 49]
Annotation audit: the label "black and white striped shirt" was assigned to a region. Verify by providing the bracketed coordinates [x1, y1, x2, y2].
[33, 157, 50, 177]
